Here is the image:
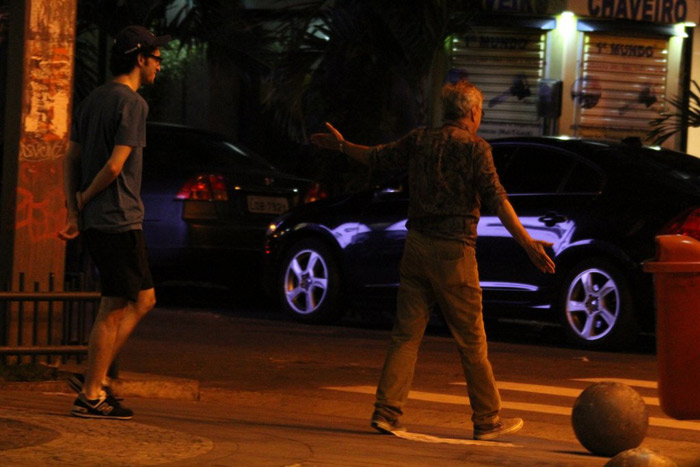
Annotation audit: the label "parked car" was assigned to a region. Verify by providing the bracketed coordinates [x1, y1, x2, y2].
[263, 136, 700, 350]
[141, 122, 323, 284]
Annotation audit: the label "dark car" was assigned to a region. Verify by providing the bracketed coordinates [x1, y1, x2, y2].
[263, 137, 700, 350]
[141, 122, 322, 284]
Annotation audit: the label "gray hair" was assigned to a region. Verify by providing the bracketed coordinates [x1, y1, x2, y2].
[441, 80, 483, 120]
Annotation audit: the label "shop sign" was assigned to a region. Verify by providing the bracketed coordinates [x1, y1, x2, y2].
[478, 0, 566, 15]
[480, 122, 543, 138]
[478, 0, 697, 25]
[568, 0, 693, 24]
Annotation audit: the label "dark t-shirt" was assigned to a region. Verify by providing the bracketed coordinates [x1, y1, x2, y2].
[71, 82, 148, 232]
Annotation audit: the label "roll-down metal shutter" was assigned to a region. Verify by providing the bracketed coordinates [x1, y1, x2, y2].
[450, 28, 546, 138]
[574, 33, 668, 140]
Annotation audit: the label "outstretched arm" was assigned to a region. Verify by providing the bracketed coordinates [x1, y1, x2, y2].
[496, 198, 556, 274]
[310, 122, 372, 166]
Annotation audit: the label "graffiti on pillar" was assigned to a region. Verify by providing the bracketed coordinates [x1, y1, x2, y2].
[11, 0, 76, 289]
[16, 186, 65, 243]
[20, 0, 75, 162]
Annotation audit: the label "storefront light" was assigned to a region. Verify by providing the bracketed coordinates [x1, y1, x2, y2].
[556, 11, 577, 39]
[674, 23, 688, 38]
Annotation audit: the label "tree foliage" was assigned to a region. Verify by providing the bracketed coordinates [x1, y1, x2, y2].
[73, 0, 280, 102]
[264, 0, 479, 144]
[648, 80, 700, 145]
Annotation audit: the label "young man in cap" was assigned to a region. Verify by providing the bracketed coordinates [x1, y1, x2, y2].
[59, 25, 170, 419]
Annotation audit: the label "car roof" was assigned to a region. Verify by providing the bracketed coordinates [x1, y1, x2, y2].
[489, 135, 698, 165]
[147, 121, 227, 141]
[489, 136, 700, 195]
[490, 135, 640, 151]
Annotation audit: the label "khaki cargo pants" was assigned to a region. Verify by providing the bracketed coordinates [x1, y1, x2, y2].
[375, 229, 501, 426]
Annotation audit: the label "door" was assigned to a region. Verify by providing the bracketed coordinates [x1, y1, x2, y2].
[346, 175, 409, 290]
[479, 143, 603, 307]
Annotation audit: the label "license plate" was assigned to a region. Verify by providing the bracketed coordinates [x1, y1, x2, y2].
[247, 195, 289, 214]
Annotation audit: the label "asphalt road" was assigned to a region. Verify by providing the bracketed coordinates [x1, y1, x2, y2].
[2, 285, 698, 466]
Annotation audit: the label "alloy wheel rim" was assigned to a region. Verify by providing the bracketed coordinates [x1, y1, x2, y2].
[565, 268, 620, 341]
[284, 249, 329, 315]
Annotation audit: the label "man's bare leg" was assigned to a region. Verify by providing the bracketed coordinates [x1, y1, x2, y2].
[111, 288, 156, 364]
[83, 296, 129, 399]
[82, 289, 156, 399]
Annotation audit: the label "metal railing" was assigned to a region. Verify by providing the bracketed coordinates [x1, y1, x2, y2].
[0, 272, 100, 364]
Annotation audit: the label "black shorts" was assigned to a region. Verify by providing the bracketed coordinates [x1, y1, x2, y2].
[84, 229, 154, 302]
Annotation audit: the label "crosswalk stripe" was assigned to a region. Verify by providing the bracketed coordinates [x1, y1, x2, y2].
[449, 381, 660, 406]
[572, 378, 658, 389]
[323, 385, 700, 432]
[392, 430, 519, 447]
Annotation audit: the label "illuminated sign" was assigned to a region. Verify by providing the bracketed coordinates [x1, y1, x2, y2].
[572, 0, 690, 23]
[479, 0, 551, 14]
[480, 0, 697, 24]
[462, 34, 530, 50]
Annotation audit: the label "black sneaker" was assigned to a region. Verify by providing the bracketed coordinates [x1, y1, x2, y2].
[370, 408, 406, 434]
[67, 372, 119, 399]
[473, 417, 523, 440]
[70, 392, 133, 420]
[66, 372, 84, 394]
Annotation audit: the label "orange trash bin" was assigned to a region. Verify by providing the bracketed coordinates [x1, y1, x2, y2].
[643, 235, 700, 420]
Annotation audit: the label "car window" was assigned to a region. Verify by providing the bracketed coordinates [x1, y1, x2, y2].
[200, 139, 274, 172]
[639, 148, 700, 194]
[144, 128, 274, 176]
[562, 161, 603, 193]
[493, 145, 576, 194]
[143, 132, 194, 176]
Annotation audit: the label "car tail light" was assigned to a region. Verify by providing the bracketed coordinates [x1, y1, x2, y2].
[176, 174, 229, 201]
[659, 207, 700, 240]
[303, 182, 328, 204]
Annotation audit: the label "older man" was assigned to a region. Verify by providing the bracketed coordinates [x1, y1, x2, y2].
[311, 79, 555, 440]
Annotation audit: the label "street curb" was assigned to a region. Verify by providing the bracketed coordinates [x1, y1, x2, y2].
[112, 372, 200, 401]
[0, 372, 200, 401]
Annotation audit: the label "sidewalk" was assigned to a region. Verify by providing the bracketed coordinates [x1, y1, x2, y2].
[1, 307, 697, 466]
[0, 385, 605, 467]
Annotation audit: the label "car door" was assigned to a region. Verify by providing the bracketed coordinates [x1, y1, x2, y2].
[478, 143, 603, 307]
[345, 175, 409, 290]
[141, 128, 191, 267]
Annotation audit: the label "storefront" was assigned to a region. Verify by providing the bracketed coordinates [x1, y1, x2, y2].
[450, 26, 549, 138]
[444, 0, 699, 151]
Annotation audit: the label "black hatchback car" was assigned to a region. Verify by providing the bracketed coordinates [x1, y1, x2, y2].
[141, 122, 321, 283]
[263, 137, 700, 350]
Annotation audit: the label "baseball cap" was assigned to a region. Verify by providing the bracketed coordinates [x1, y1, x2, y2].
[113, 25, 171, 55]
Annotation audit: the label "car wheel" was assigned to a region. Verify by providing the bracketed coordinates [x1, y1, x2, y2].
[278, 239, 343, 323]
[559, 258, 638, 350]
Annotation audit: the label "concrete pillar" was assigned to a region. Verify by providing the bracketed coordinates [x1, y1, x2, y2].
[1, 0, 77, 360]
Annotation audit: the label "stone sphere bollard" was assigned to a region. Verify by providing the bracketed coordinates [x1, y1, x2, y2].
[604, 447, 677, 466]
[572, 382, 649, 457]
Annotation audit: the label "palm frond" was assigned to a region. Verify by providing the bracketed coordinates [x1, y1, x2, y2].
[649, 80, 700, 144]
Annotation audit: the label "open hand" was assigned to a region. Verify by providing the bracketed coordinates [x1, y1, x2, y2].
[526, 240, 556, 274]
[310, 122, 344, 152]
[58, 213, 80, 241]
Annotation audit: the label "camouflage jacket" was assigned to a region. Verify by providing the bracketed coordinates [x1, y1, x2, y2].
[368, 122, 507, 245]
